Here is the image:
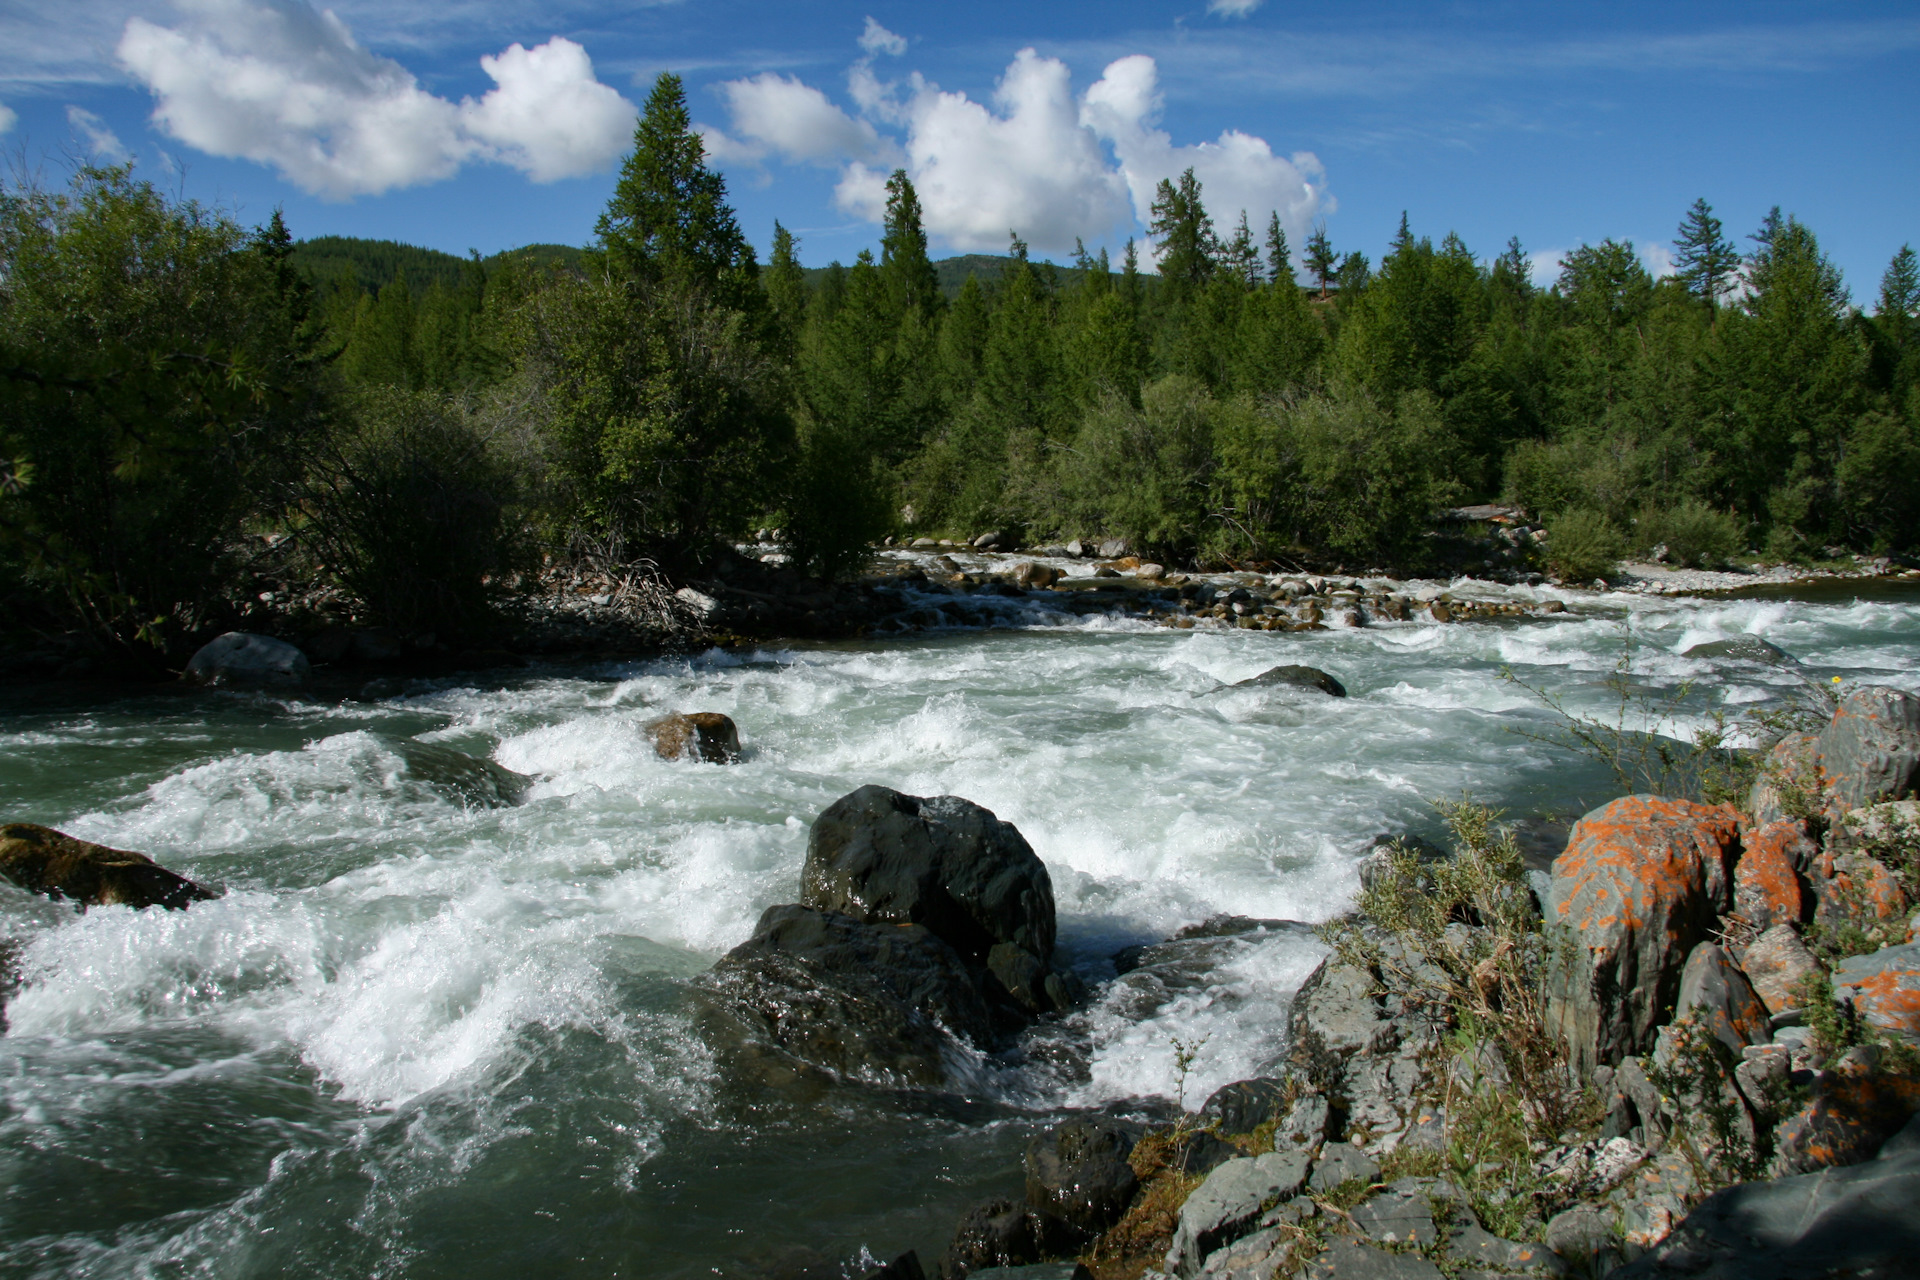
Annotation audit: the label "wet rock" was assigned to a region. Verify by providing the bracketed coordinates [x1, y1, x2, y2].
[1200, 1078, 1291, 1137]
[944, 1199, 1087, 1275]
[1740, 923, 1823, 1016]
[392, 740, 531, 807]
[646, 712, 742, 763]
[1682, 637, 1795, 664]
[1833, 942, 1920, 1040]
[1428, 602, 1452, 623]
[1772, 1046, 1920, 1174]
[1544, 795, 1742, 1077]
[698, 904, 993, 1089]
[1612, 1113, 1920, 1279]
[1672, 942, 1771, 1057]
[1733, 818, 1814, 930]
[0, 823, 216, 910]
[1307, 1143, 1380, 1193]
[1225, 665, 1348, 698]
[1305, 1237, 1443, 1279]
[987, 942, 1059, 1014]
[861, 1252, 927, 1280]
[183, 631, 310, 688]
[1164, 1150, 1312, 1278]
[802, 785, 1055, 967]
[1011, 562, 1063, 589]
[1024, 1117, 1141, 1233]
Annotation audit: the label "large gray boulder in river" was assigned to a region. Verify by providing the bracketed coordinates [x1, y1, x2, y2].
[183, 632, 311, 688]
[0, 824, 216, 910]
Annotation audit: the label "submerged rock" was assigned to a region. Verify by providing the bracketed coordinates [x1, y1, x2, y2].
[183, 631, 310, 689]
[1024, 1117, 1141, 1233]
[1223, 665, 1348, 698]
[1544, 795, 1742, 1077]
[0, 824, 216, 910]
[1682, 637, 1796, 664]
[646, 711, 741, 763]
[392, 740, 531, 807]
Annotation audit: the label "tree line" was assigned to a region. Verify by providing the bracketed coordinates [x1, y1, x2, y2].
[3, 73, 1916, 667]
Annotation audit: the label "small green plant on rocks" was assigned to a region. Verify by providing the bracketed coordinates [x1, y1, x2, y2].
[1646, 1019, 1773, 1187]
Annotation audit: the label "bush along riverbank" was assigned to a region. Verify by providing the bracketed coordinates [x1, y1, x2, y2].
[763, 685, 1920, 1280]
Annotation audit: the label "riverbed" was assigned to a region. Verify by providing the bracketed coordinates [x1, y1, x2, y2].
[1, 581, 1914, 1277]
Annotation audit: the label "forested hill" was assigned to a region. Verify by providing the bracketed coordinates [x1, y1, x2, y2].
[290, 236, 588, 292]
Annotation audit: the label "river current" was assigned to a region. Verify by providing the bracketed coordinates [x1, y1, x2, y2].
[0, 579, 1914, 1277]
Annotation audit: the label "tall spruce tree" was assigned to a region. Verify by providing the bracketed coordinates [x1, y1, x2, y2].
[879, 170, 941, 318]
[1673, 198, 1739, 313]
[1304, 222, 1336, 298]
[1265, 213, 1292, 286]
[1147, 169, 1217, 301]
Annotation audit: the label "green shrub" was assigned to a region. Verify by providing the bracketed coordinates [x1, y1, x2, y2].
[1544, 508, 1623, 582]
[1639, 500, 1745, 568]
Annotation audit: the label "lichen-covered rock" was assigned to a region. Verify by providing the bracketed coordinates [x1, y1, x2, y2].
[1740, 923, 1823, 1016]
[0, 823, 216, 910]
[645, 711, 741, 763]
[1733, 818, 1813, 929]
[1023, 1117, 1141, 1234]
[802, 785, 1055, 966]
[697, 904, 993, 1089]
[183, 631, 310, 688]
[1545, 796, 1743, 1077]
[1287, 953, 1440, 1137]
[1810, 848, 1911, 939]
[1811, 686, 1920, 818]
[1164, 1150, 1312, 1278]
[1747, 731, 1820, 826]
[1833, 942, 1920, 1041]
[1671, 942, 1771, 1057]
[1614, 1113, 1920, 1279]
[1772, 1046, 1920, 1175]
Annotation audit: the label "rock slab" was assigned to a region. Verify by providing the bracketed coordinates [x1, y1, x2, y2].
[0, 824, 215, 910]
[1165, 1150, 1312, 1278]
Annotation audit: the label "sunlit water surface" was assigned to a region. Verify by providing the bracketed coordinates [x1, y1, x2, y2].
[1, 583, 1914, 1277]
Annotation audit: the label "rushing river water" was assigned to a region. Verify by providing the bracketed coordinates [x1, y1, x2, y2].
[1, 579, 1915, 1278]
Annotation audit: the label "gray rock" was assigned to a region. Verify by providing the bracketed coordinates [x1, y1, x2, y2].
[1681, 637, 1795, 665]
[1165, 1150, 1313, 1277]
[802, 785, 1055, 966]
[1064, 540, 1087, 558]
[1290, 957, 1396, 1083]
[1308, 1143, 1381, 1193]
[1608, 1114, 1920, 1278]
[965, 1266, 1087, 1280]
[183, 632, 310, 688]
[1350, 1184, 1439, 1246]
[1226, 665, 1348, 698]
[697, 905, 993, 1089]
[1024, 1117, 1141, 1233]
[391, 740, 530, 808]
[1811, 686, 1920, 819]
[1445, 1221, 1565, 1274]
[1671, 942, 1771, 1057]
[973, 532, 1003, 549]
[1098, 538, 1128, 559]
[1741, 924, 1822, 1017]
[1543, 1204, 1620, 1272]
[1199, 1226, 1282, 1278]
[1200, 1077, 1292, 1136]
[1306, 1238, 1445, 1279]
[674, 586, 720, 619]
[943, 1199, 1087, 1275]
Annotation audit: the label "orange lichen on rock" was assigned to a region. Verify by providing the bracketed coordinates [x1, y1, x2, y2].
[1546, 796, 1743, 1077]
[1834, 943, 1920, 1038]
[1733, 818, 1812, 930]
[1772, 1050, 1920, 1173]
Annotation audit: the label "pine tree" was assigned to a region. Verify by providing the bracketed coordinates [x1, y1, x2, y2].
[1304, 222, 1336, 298]
[765, 221, 807, 354]
[1147, 169, 1217, 300]
[1222, 211, 1261, 287]
[1265, 212, 1292, 286]
[1879, 244, 1919, 323]
[596, 73, 757, 301]
[880, 170, 941, 318]
[1673, 198, 1738, 313]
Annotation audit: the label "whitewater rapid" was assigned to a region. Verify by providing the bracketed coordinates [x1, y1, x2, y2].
[0, 582, 1913, 1276]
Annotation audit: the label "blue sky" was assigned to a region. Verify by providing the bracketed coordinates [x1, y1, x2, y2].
[2, 1, 1916, 299]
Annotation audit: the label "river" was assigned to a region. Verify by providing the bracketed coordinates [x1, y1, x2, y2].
[1, 580, 1915, 1277]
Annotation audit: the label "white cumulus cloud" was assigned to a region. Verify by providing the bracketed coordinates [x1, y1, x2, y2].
[66, 105, 130, 162]
[1082, 55, 1328, 262]
[705, 72, 887, 167]
[0, 102, 16, 135]
[116, 0, 635, 199]
[859, 16, 907, 58]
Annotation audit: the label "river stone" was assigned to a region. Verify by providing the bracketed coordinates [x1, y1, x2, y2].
[1097, 539, 1128, 559]
[0, 824, 216, 910]
[1611, 1113, 1920, 1279]
[646, 712, 741, 763]
[1023, 1116, 1141, 1233]
[1012, 562, 1063, 589]
[1682, 637, 1795, 665]
[1305, 1237, 1444, 1279]
[943, 1199, 1086, 1274]
[1544, 795, 1743, 1078]
[1227, 665, 1348, 698]
[1164, 1150, 1312, 1278]
[1810, 686, 1920, 818]
[1672, 942, 1771, 1057]
[1741, 924, 1823, 1015]
[699, 904, 994, 1089]
[392, 740, 531, 807]
[802, 785, 1055, 966]
[1733, 818, 1813, 930]
[1833, 943, 1920, 1040]
[183, 631, 310, 688]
